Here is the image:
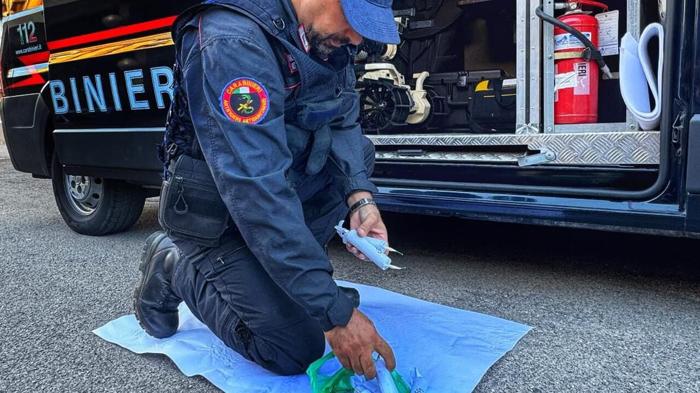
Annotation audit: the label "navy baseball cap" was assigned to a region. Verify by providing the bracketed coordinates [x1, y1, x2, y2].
[340, 0, 400, 44]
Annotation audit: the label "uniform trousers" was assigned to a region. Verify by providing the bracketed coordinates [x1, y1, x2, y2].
[170, 140, 375, 375]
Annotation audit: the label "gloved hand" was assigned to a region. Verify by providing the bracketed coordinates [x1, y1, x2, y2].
[324, 308, 396, 379]
[346, 192, 389, 261]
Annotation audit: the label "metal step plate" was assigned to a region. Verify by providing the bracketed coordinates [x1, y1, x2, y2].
[376, 151, 525, 163]
[368, 131, 660, 166]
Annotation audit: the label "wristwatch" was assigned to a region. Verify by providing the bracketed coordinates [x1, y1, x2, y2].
[349, 197, 376, 215]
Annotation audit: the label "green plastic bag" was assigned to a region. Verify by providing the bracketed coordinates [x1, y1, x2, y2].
[307, 352, 412, 393]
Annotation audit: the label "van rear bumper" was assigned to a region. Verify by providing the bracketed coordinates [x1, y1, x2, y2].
[0, 93, 51, 177]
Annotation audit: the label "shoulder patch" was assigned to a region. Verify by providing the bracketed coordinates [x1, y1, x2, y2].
[220, 78, 270, 124]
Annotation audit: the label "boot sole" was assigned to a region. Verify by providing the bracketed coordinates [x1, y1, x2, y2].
[132, 231, 170, 337]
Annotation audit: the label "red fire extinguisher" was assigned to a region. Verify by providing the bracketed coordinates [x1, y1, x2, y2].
[537, 1, 613, 125]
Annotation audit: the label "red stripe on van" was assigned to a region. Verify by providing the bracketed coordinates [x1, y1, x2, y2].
[18, 51, 50, 65]
[47, 16, 177, 51]
[7, 74, 45, 89]
[6, 51, 50, 89]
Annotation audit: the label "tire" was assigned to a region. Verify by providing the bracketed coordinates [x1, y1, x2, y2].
[51, 154, 146, 236]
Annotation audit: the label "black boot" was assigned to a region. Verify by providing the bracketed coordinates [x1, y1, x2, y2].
[133, 231, 182, 338]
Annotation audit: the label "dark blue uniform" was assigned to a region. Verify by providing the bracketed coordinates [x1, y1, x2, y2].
[165, 0, 377, 374]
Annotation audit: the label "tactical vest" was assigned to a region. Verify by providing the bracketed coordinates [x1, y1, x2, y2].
[159, 0, 357, 181]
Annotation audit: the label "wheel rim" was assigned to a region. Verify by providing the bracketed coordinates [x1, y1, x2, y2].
[64, 174, 104, 216]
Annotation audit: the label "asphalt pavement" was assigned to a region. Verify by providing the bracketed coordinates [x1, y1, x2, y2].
[1, 157, 699, 392]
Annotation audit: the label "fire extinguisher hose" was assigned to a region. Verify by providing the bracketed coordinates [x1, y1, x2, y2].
[535, 5, 613, 79]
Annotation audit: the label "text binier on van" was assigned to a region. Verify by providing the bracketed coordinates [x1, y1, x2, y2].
[48, 67, 175, 114]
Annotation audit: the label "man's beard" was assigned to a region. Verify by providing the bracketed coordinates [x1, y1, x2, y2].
[306, 25, 350, 59]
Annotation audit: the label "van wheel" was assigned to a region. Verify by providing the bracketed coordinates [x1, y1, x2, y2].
[51, 155, 146, 236]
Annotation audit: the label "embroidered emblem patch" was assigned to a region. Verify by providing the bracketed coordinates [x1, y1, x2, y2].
[221, 78, 270, 124]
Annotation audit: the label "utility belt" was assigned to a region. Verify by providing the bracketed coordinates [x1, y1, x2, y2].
[159, 154, 232, 247]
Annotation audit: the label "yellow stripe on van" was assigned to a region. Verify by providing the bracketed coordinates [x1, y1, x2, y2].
[49, 32, 174, 65]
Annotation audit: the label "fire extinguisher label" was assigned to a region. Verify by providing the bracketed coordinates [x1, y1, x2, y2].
[555, 71, 577, 91]
[574, 62, 590, 96]
[554, 32, 593, 51]
[596, 10, 620, 56]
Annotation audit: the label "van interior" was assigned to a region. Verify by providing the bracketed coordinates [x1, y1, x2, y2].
[355, 0, 668, 194]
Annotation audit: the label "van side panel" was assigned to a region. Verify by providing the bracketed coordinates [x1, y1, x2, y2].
[1, 6, 52, 176]
[43, 0, 197, 182]
[2, 6, 49, 97]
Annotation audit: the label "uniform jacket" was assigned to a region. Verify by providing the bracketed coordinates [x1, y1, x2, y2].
[167, 0, 377, 330]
